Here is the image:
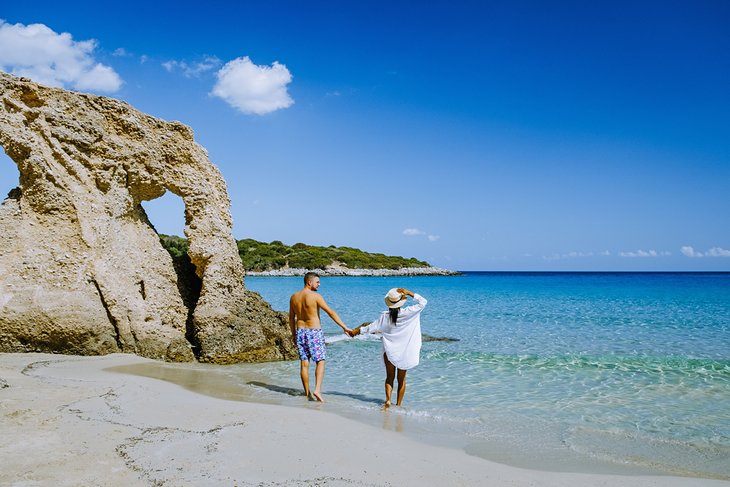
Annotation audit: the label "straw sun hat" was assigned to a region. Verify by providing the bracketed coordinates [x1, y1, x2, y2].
[384, 288, 407, 308]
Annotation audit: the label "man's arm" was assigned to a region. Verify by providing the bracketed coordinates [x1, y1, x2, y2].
[288, 295, 297, 339]
[317, 295, 351, 334]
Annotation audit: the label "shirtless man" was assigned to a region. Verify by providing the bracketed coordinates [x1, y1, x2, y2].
[289, 272, 351, 402]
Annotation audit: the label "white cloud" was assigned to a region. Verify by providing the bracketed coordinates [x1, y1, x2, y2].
[403, 228, 440, 242]
[543, 251, 592, 261]
[112, 48, 130, 57]
[707, 247, 730, 257]
[619, 249, 671, 258]
[681, 246, 699, 258]
[163, 55, 221, 77]
[543, 250, 615, 261]
[211, 56, 293, 115]
[568, 251, 593, 258]
[0, 20, 122, 92]
[681, 245, 730, 258]
[74, 64, 122, 91]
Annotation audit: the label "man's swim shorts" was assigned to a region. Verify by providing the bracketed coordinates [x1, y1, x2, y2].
[296, 328, 327, 362]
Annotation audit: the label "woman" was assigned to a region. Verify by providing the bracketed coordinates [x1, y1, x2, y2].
[351, 288, 427, 408]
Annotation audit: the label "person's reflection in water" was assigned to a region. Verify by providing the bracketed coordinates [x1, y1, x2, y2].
[382, 409, 404, 433]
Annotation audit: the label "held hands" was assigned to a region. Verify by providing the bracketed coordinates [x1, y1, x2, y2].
[346, 324, 368, 338]
[342, 290, 417, 340]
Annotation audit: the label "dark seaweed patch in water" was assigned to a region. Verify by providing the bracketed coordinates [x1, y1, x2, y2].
[422, 334, 460, 342]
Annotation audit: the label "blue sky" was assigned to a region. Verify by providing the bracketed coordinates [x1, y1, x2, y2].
[1, 1, 729, 270]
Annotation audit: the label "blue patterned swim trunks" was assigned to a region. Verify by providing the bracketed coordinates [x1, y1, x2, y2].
[296, 328, 327, 362]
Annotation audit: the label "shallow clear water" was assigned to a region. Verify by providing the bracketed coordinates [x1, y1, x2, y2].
[242, 272, 730, 478]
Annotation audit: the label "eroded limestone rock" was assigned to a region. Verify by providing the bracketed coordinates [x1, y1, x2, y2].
[0, 71, 296, 363]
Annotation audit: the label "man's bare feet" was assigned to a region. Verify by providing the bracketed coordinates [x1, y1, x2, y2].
[383, 401, 391, 409]
[312, 391, 325, 403]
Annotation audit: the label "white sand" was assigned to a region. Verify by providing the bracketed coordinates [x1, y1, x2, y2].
[1, 353, 727, 487]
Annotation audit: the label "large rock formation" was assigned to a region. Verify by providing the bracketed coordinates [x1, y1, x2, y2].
[0, 71, 296, 363]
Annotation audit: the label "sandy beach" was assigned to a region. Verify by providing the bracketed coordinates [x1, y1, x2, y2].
[1, 353, 727, 487]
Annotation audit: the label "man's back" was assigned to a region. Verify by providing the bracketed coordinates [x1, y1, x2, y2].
[289, 289, 322, 329]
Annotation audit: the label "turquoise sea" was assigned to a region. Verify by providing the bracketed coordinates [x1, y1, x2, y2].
[236, 272, 730, 478]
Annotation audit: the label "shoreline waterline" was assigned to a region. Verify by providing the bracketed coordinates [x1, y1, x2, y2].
[243, 272, 730, 480]
[107, 358, 723, 480]
[3, 272, 728, 483]
[3, 352, 729, 486]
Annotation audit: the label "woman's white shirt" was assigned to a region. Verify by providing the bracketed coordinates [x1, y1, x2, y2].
[361, 294, 427, 370]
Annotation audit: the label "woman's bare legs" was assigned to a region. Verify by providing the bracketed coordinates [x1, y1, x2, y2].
[384, 353, 395, 408]
[396, 368, 407, 406]
[383, 354, 408, 407]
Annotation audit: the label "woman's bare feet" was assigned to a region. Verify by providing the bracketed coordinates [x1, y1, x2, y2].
[312, 391, 325, 403]
[383, 401, 391, 409]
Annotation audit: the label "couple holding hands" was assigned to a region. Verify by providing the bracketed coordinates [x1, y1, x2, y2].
[289, 272, 427, 406]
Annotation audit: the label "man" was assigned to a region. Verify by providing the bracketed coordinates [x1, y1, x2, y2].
[289, 272, 351, 402]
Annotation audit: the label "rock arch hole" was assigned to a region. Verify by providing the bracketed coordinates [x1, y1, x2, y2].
[141, 191, 202, 352]
[141, 190, 186, 238]
[0, 146, 19, 200]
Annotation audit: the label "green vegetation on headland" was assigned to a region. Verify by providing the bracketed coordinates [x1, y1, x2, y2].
[159, 235, 431, 272]
[159, 234, 190, 259]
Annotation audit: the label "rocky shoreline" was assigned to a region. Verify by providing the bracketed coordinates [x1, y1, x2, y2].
[246, 266, 460, 277]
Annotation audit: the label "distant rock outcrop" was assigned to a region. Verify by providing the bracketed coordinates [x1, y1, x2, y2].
[247, 266, 459, 277]
[0, 71, 296, 363]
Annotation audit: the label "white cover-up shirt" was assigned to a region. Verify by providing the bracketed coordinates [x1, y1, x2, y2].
[361, 293, 427, 370]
